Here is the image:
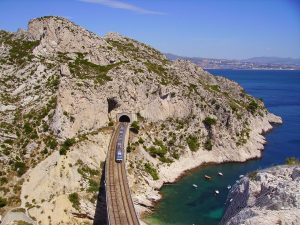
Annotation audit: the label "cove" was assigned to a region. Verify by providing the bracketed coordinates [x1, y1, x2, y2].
[144, 69, 300, 225]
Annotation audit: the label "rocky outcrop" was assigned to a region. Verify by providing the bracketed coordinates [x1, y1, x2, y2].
[220, 166, 300, 225]
[0, 16, 282, 224]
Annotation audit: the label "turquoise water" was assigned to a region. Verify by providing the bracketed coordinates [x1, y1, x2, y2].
[145, 70, 300, 225]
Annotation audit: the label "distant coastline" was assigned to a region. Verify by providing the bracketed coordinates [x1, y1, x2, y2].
[206, 68, 300, 71]
[166, 53, 300, 70]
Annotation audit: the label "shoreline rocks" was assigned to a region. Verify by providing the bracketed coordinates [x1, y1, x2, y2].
[220, 165, 300, 225]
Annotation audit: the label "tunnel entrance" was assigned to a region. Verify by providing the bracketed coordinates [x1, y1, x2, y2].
[119, 115, 131, 122]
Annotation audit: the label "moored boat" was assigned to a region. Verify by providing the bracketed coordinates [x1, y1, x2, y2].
[204, 175, 212, 180]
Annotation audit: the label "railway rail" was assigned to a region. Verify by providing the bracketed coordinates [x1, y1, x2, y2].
[105, 123, 140, 225]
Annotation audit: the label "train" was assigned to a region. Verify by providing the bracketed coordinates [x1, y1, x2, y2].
[115, 123, 126, 163]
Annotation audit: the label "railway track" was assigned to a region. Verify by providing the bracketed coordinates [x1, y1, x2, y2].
[106, 123, 140, 225]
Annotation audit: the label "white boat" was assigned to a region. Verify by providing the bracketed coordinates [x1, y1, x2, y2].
[229, 198, 233, 202]
[192, 184, 198, 188]
[215, 190, 220, 194]
[218, 172, 223, 176]
[227, 185, 231, 189]
[239, 175, 244, 178]
[204, 175, 212, 180]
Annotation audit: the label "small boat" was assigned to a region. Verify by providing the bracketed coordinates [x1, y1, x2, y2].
[204, 175, 212, 180]
[218, 172, 223, 176]
[192, 184, 198, 188]
[227, 185, 231, 189]
[229, 198, 233, 202]
[239, 175, 244, 178]
[215, 190, 220, 194]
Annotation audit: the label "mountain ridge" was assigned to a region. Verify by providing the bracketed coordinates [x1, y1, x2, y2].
[0, 16, 282, 225]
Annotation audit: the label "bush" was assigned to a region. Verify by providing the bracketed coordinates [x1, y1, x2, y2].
[130, 121, 140, 134]
[68, 53, 118, 85]
[46, 137, 58, 149]
[59, 138, 76, 155]
[87, 179, 100, 193]
[23, 122, 33, 134]
[0, 196, 7, 208]
[138, 137, 144, 144]
[247, 100, 259, 114]
[148, 140, 168, 158]
[248, 171, 258, 181]
[148, 146, 166, 158]
[144, 163, 159, 180]
[186, 135, 199, 152]
[285, 157, 300, 165]
[204, 139, 213, 150]
[203, 117, 217, 127]
[68, 193, 80, 210]
[14, 161, 27, 176]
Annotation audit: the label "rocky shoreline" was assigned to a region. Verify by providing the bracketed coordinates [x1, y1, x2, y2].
[220, 165, 300, 225]
[135, 114, 282, 223]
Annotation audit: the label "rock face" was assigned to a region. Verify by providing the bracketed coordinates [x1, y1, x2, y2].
[0, 16, 282, 224]
[220, 166, 300, 225]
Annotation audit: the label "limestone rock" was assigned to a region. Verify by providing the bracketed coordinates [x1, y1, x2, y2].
[0, 16, 284, 225]
[220, 166, 300, 225]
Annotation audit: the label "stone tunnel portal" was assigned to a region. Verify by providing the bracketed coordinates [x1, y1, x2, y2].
[119, 115, 131, 123]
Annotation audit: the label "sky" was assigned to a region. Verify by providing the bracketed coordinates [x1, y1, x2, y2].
[0, 0, 299, 59]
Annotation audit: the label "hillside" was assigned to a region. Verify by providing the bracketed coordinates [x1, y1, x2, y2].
[0, 16, 281, 225]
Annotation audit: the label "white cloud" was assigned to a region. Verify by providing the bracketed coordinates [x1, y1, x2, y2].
[79, 0, 165, 15]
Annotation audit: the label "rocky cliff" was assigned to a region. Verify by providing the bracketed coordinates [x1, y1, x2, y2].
[220, 165, 300, 225]
[0, 16, 282, 224]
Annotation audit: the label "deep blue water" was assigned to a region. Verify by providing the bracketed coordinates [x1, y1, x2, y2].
[145, 70, 300, 225]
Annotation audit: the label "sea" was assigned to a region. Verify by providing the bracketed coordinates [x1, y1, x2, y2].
[144, 69, 300, 225]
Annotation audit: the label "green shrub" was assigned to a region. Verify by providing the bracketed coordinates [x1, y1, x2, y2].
[130, 121, 140, 134]
[45, 136, 58, 149]
[285, 157, 300, 165]
[186, 135, 199, 152]
[148, 139, 168, 158]
[204, 139, 213, 150]
[203, 117, 217, 127]
[148, 146, 166, 158]
[172, 151, 180, 160]
[68, 53, 120, 85]
[210, 85, 220, 92]
[68, 193, 80, 210]
[87, 179, 100, 193]
[144, 163, 159, 180]
[126, 144, 134, 153]
[248, 171, 258, 181]
[247, 100, 259, 114]
[0, 196, 7, 208]
[14, 161, 27, 176]
[0, 31, 40, 65]
[138, 137, 144, 144]
[23, 122, 33, 134]
[59, 138, 76, 155]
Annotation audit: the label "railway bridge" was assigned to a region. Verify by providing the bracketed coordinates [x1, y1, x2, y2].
[105, 119, 140, 225]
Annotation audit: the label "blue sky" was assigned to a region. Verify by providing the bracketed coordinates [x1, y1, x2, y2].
[0, 0, 299, 59]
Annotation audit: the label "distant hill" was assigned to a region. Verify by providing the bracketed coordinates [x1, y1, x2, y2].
[243, 57, 300, 65]
[165, 53, 300, 70]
